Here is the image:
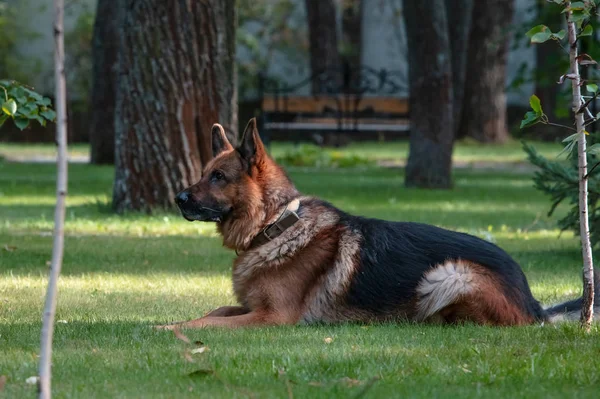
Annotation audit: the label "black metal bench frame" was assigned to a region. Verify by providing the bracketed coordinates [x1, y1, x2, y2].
[257, 64, 410, 145]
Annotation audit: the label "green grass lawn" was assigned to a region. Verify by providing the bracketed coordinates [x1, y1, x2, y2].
[1, 143, 599, 398]
[0, 139, 564, 165]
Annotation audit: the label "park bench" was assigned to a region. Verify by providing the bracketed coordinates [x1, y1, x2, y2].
[258, 65, 410, 146]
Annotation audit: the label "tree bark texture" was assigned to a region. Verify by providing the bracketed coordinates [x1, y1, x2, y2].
[113, 0, 237, 213]
[566, 4, 594, 330]
[305, 0, 342, 93]
[403, 0, 454, 189]
[459, 0, 515, 143]
[341, 0, 362, 68]
[89, 0, 118, 165]
[445, 0, 474, 136]
[39, 0, 68, 397]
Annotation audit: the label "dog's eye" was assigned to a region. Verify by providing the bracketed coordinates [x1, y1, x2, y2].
[211, 170, 225, 182]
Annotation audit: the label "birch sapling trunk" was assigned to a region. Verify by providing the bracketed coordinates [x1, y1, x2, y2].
[39, 0, 68, 396]
[566, 3, 595, 330]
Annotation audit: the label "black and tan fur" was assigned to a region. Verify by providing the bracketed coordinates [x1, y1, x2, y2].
[157, 119, 599, 330]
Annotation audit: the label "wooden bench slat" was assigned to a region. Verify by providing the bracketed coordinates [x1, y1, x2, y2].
[262, 95, 409, 114]
[265, 121, 410, 132]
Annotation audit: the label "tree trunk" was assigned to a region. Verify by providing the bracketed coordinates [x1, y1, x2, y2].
[89, 0, 118, 165]
[566, 4, 595, 331]
[112, 0, 237, 213]
[39, 0, 68, 397]
[341, 0, 362, 68]
[403, 0, 454, 189]
[305, 0, 341, 93]
[458, 0, 515, 143]
[445, 0, 474, 136]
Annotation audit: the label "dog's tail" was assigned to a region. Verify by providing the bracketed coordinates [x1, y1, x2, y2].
[545, 272, 600, 322]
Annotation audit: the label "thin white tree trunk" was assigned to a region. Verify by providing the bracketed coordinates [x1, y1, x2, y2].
[39, 0, 68, 397]
[566, 2, 594, 330]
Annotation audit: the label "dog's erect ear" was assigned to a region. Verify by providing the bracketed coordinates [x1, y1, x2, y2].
[238, 118, 265, 163]
[212, 123, 233, 157]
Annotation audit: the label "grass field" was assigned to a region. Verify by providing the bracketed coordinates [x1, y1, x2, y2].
[1, 142, 599, 398]
[0, 139, 565, 165]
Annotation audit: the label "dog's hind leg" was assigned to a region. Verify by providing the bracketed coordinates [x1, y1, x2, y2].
[415, 260, 535, 326]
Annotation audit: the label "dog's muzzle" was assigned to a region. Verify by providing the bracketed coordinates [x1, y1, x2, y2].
[175, 191, 225, 222]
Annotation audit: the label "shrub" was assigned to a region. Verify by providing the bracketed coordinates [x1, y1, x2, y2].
[275, 144, 374, 168]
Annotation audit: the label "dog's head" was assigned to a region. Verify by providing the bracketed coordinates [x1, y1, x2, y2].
[175, 118, 297, 228]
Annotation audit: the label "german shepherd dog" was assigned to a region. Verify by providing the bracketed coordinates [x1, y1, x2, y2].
[158, 119, 599, 330]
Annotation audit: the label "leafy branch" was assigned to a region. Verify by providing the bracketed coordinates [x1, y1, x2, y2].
[0, 80, 56, 130]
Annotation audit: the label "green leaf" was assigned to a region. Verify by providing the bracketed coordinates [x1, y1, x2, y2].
[529, 94, 543, 115]
[33, 115, 47, 127]
[40, 109, 56, 121]
[587, 143, 600, 155]
[526, 25, 549, 38]
[571, 10, 587, 24]
[553, 30, 567, 40]
[520, 111, 541, 129]
[570, 2, 586, 10]
[580, 25, 593, 37]
[531, 31, 553, 44]
[13, 117, 30, 131]
[2, 99, 17, 116]
[587, 84, 599, 93]
[0, 114, 8, 128]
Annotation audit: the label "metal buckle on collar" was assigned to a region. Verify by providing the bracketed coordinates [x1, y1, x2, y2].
[262, 224, 279, 241]
[262, 211, 299, 242]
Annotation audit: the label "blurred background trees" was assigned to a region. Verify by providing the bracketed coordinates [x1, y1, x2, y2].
[0, 0, 573, 205]
[88, 0, 117, 165]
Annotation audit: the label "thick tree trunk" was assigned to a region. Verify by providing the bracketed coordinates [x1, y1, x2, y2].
[305, 0, 341, 93]
[89, 0, 118, 165]
[341, 0, 362, 69]
[445, 0, 474, 136]
[459, 0, 515, 143]
[403, 0, 454, 189]
[113, 0, 237, 213]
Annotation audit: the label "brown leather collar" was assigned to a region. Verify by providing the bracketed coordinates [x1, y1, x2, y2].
[249, 199, 300, 249]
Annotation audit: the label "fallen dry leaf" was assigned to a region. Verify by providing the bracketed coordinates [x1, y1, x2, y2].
[308, 381, 323, 387]
[0, 375, 7, 392]
[460, 364, 472, 373]
[323, 337, 333, 344]
[190, 347, 207, 354]
[2, 245, 16, 252]
[25, 376, 38, 385]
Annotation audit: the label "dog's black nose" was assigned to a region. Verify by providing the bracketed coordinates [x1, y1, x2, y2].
[175, 191, 189, 205]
